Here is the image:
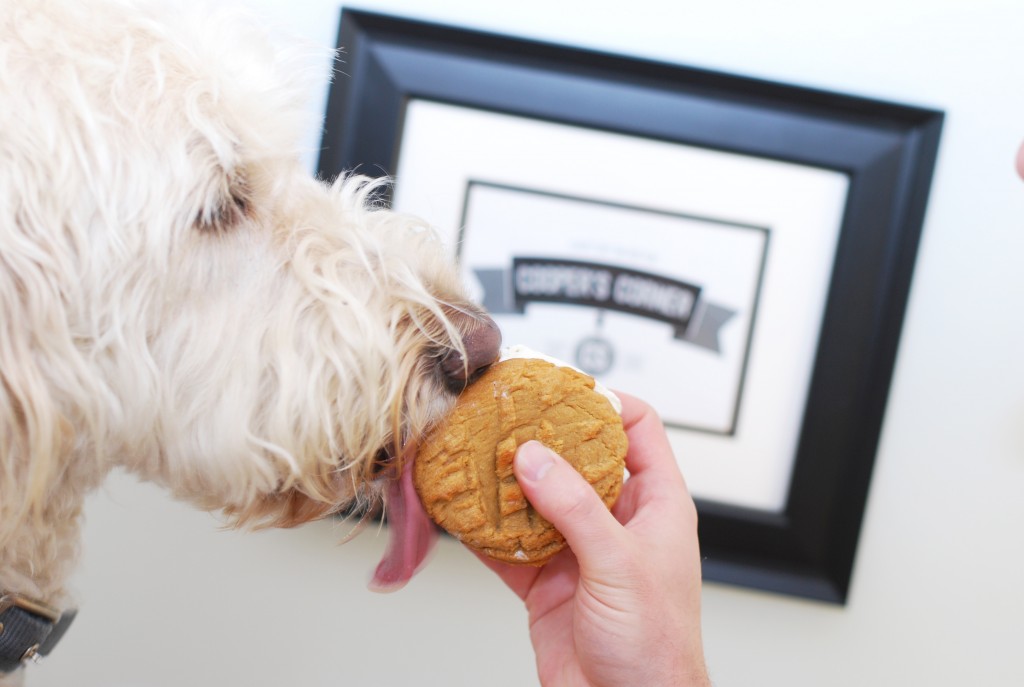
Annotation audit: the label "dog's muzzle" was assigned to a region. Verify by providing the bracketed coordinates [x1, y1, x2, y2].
[370, 312, 501, 592]
[439, 313, 502, 392]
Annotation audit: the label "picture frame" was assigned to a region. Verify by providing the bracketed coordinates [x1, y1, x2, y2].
[317, 10, 943, 604]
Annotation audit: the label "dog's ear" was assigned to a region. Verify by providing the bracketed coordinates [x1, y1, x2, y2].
[193, 166, 252, 233]
[0, 220, 80, 542]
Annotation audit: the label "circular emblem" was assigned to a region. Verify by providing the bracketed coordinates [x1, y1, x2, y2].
[575, 336, 615, 376]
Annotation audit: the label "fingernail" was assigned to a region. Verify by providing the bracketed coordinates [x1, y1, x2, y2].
[517, 441, 556, 482]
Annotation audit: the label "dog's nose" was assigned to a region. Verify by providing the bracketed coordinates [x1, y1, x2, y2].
[440, 313, 501, 391]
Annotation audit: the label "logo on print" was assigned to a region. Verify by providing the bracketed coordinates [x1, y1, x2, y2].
[460, 182, 768, 434]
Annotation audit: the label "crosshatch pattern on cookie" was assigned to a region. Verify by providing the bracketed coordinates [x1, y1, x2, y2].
[414, 358, 627, 565]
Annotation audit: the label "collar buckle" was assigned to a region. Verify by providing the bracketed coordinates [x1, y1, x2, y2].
[0, 593, 61, 624]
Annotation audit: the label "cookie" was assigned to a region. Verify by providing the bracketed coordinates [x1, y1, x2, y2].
[413, 356, 627, 565]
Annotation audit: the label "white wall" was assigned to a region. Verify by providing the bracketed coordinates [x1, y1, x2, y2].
[32, 1, 1024, 685]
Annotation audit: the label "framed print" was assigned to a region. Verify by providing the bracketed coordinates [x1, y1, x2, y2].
[318, 10, 943, 604]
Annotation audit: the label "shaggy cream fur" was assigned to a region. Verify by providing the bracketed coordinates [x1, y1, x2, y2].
[0, 1, 494, 679]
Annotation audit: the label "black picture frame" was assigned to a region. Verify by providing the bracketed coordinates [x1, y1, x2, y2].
[317, 10, 943, 605]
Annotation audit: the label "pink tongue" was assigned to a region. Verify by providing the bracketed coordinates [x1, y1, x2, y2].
[369, 450, 438, 592]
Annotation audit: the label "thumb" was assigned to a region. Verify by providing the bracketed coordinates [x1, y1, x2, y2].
[514, 441, 622, 567]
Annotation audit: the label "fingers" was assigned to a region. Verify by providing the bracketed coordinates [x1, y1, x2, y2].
[616, 392, 689, 490]
[608, 393, 698, 533]
[506, 399, 694, 578]
[514, 441, 624, 570]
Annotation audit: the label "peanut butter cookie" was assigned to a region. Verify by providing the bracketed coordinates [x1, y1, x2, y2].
[413, 356, 627, 565]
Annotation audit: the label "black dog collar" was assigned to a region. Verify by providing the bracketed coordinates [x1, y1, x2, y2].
[0, 592, 77, 673]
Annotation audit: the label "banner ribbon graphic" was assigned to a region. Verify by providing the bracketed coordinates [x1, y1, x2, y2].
[475, 257, 735, 353]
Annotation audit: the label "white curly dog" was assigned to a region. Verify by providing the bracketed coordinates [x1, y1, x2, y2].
[0, 0, 499, 680]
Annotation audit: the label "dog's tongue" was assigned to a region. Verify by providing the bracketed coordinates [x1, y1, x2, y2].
[369, 449, 438, 592]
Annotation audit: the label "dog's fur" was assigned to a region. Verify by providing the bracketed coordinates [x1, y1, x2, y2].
[0, 0, 489, 677]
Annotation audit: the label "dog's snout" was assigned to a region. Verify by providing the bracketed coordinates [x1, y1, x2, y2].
[440, 313, 501, 392]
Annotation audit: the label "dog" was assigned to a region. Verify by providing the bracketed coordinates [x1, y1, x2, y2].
[0, 0, 500, 680]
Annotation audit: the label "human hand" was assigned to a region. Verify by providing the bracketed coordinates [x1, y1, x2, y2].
[478, 393, 710, 687]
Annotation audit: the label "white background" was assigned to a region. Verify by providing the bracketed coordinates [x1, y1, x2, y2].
[34, 1, 1024, 686]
